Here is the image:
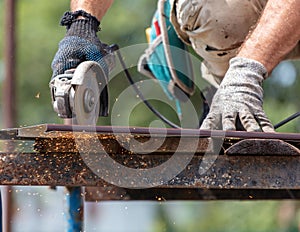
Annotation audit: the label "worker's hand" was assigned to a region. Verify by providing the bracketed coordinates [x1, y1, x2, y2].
[200, 57, 274, 132]
[51, 11, 115, 78]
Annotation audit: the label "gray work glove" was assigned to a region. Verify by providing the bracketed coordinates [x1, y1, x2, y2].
[200, 57, 274, 132]
[51, 10, 115, 78]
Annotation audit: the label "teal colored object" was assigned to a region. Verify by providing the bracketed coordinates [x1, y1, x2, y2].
[138, 0, 195, 117]
[149, 4, 194, 94]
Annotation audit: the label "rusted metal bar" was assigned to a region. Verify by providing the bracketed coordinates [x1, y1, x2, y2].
[4, 124, 300, 155]
[8, 123, 300, 143]
[0, 151, 298, 189]
[0, 124, 299, 200]
[0, 150, 299, 200]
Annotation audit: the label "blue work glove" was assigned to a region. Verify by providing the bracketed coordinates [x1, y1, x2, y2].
[200, 57, 274, 132]
[51, 10, 115, 78]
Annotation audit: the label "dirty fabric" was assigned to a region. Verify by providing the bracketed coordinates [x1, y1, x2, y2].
[170, 0, 300, 86]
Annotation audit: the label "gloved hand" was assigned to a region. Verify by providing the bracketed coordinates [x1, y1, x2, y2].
[51, 10, 115, 78]
[200, 57, 274, 132]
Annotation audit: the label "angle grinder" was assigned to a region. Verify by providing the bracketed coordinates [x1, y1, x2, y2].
[49, 61, 109, 125]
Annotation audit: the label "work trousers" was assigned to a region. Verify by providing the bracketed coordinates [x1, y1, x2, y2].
[170, 0, 300, 87]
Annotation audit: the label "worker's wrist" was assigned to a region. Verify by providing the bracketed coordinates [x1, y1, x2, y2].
[59, 10, 101, 42]
[60, 10, 100, 32]
[219, 56, 268, 91]
[229, 56, 268, 80]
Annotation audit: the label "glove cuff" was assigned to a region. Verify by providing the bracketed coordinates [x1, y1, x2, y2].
[230, 57, 268, 79]
[60, 10, 100, 38]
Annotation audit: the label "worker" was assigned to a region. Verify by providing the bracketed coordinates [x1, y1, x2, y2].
[197, 0, 300, 131]
[51, 0, 300, 132]
[168, 0, 299, 131]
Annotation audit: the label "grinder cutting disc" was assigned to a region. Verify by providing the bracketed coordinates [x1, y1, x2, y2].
[70, 62, 102, 125]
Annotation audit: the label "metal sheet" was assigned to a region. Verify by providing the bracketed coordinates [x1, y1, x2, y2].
[22, 124, 300, 139]
[0, 124, 299, 200]
[0, 152, 298, 189]
[1, 124, 300, 141]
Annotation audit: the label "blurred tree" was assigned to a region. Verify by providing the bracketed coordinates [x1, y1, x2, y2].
[15, 0, 69, 125]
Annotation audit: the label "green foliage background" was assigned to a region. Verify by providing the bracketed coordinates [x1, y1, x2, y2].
[0, 0, 299, 231]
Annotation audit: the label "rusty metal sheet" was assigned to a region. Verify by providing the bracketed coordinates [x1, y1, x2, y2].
[33, 136, 212, 154]
[1, 124, 300, 140]
[1, 124, 300, 155]
[0, 124, 299, 200]
[0, 152, 299, 191]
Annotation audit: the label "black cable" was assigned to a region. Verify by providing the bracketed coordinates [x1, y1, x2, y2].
[274, 111, 300, 129]
[111, 44, 300, 131]
[111, 44, 181, 129]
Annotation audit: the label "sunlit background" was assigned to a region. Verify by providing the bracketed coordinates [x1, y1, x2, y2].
[0, 0, 299, 231]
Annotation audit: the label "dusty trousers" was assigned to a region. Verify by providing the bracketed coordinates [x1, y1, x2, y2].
[170, 0, 300, 87]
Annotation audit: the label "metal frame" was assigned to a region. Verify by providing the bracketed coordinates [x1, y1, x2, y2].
[0, 124, 299, 200]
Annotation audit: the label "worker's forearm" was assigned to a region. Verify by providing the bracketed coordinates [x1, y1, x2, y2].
[238, 0, 300, 74]
[71, 0, 114, 21]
